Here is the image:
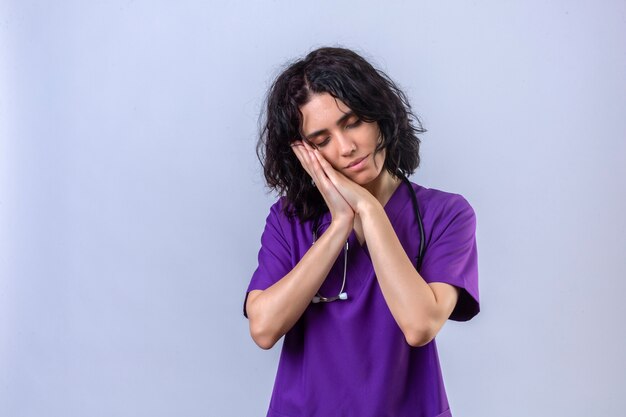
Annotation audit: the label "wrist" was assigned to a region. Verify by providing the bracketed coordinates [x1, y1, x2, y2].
[329, 217, 353, 237]
[357, 196, 383, 218]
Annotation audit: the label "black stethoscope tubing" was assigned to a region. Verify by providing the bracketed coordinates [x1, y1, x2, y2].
[401, 174, 425, 271]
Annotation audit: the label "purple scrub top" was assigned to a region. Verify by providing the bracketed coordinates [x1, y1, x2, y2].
[244, 181, 479, 417]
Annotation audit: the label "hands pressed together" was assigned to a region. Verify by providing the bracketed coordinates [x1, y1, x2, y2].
[290, 140, 376, 228]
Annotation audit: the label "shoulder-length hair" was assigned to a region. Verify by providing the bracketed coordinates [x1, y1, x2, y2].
[256, 46, 425, 222]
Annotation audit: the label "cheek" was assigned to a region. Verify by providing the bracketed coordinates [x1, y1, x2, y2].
[318, 150, 341, 170]
[373, 149, 386, 168]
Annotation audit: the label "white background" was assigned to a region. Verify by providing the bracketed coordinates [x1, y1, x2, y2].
[1, 1, 625, 416]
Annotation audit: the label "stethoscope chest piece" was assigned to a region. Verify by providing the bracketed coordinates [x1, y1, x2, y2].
[312, 292, 348, 303]
[310, 237, 349, 304]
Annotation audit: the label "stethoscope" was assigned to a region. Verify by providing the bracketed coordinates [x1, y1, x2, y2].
[310, 174, 425, 303]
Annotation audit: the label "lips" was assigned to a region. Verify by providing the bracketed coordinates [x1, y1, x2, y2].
[345, 154, 369, 169]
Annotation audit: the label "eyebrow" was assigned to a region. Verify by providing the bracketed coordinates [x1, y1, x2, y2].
[305, 111, 356, 140]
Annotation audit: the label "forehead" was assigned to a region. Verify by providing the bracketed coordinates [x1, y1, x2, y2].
[300, 93, 352, 133]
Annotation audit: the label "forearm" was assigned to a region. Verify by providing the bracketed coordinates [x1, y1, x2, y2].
[247, 220, 352, 349]
[359, 202, 437, 345]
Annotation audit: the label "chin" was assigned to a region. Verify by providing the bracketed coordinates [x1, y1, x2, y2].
[347, 168, 383, 186]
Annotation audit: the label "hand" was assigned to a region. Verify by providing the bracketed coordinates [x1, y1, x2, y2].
[290, 141, 354, 227]
[309, 147, 377, 215]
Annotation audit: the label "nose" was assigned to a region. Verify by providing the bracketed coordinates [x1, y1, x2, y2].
[336, 132, 356, 157]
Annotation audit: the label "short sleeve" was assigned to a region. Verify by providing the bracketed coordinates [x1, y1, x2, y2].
[420, 194, 480, 321]
[243, 200, 293, 318]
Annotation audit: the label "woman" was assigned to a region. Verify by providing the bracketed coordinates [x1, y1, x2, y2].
[243, 47, 479, 417]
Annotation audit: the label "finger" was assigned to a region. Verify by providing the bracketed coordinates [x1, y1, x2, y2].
[301, 140, 321, 156]
[291, 141, 314, 178]
[301, 142, 333, 177]
[293, 142, 327, 188]
[301, 142, 337, 177]
[311, 148, 346, 186]
[302, 143, 332, 187]
[299, 146, 355, 212]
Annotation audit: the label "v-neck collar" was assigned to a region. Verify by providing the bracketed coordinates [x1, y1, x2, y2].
[381, 177, 405, 213]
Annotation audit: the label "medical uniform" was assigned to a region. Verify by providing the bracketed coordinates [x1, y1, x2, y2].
[244, 180, 479, 417]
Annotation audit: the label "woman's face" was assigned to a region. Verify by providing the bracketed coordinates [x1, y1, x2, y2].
[300, 93, 386, 186]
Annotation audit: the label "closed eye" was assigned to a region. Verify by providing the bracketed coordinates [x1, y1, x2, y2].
[316, 136, 331, 147]
[345, 119, 362, 129]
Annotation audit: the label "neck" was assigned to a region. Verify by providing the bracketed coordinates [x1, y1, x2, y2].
[364, 169, 402, 207]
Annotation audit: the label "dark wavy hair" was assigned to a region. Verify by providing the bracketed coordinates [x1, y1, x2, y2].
[256, 47, 426, 222]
